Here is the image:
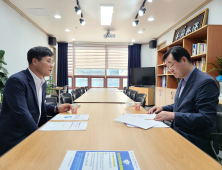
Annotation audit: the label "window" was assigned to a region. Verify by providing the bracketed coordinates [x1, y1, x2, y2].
[123, 78, 128, 87]
[68, 44, 128, 89]
[107, 78, 119, 87]
[91, 78, 103, 87]
[76, 78, 88, 87]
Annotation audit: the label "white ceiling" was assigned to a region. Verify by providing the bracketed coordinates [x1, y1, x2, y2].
[9, 0, 206, 44]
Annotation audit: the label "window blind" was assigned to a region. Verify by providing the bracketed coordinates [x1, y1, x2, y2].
[68, 44, 73, 76]
[74, 45, 105, 69]
[106, 46, 128, 69]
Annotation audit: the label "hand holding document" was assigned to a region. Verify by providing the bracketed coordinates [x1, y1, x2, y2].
[40, 122, 88, 131]
[51, 114, 89, 121]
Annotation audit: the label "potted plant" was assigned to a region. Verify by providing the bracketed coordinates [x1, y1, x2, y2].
[208, 56, 222, 98]
[0, 50, 9, 102]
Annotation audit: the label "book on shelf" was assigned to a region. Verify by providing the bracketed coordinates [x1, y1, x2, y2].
[161, 76, 167, 88]
[192, 57, 206, 72]
[163, 67, 167, 74]
[192, 43, 207, 56]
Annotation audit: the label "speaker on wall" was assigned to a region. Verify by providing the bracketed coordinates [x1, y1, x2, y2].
[48, 37, 56, 46]
[149, 40, 157, 49]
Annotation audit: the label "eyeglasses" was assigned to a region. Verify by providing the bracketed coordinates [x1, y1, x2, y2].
[47, 60, 55, 66]
[166, 62, 177, 71]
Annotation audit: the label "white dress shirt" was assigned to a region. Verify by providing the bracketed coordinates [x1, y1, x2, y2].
[28, 68, 45, 125]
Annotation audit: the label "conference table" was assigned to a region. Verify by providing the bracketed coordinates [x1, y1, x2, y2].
[75, 88, 133, 103]
[0, 88, 221, 169]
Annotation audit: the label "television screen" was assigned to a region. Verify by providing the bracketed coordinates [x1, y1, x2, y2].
[130, 67, 155, 86]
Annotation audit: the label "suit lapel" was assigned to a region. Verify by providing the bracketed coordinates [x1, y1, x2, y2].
[25, 69, 39, 108]
[176, 68, 197, 108]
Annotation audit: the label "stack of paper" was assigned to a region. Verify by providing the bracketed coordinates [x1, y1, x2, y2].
[40, 122, 88, 131]
[114, 114, 169, 129]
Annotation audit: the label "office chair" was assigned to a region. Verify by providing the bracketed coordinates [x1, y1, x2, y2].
[210, 105, 222, 164]
[71, 91, 79, 101]
[62, 85, 68, 94]
[85, 86, 89, 91]
[60, 93, 72, 104]
[126, 89, 133, 97]
[45, 97, 57, 106]
[75, 88, 82, 97]
[62, 97, 72, 104]
[123, 87, 128, 94]
[135, 97, 146, 108]
[80, 87, 85, 95]
[130, 90, 138, 100]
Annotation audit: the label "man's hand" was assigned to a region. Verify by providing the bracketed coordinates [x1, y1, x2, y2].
[154, 111, 175, 121]
[58, 103, 72, 113]
[147, 106, 163, 114]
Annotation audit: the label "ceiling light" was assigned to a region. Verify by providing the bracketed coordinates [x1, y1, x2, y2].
[65, 29, 70, 32]
[100, 5, 114, 25]
[147, 0, 153, 2]
[54, 15, 61, 19]
[132, 20, 139, 26]
[138, 8, 146, 16]
[132, 39, 135, 42]
[72, 39, 75, 41]
[148, 17, 154, 21]
[75, 6, 81, 15]
[80, 19, 85, 25]
[138, 31, 143, 34]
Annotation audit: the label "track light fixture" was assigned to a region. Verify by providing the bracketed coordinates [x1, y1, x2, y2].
[132, 20, 139, 26]
[75, 6, 81, 15]
[139, 8, 146, 16]
[80, 18, 85, 25]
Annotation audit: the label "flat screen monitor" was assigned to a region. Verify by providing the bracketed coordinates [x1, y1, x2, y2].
[130, 67, 155, 86]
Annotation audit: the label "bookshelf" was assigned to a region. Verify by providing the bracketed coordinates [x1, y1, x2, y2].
[155, 25, 222, 106]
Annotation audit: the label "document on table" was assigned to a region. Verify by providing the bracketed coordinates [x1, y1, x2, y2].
[124, 113, 156, 119]
[126, 121, 169, 128]
[39, 122, 88, 131]
[59, 150, 141, 170]
[51, 114, 89, 121]
[114, 114, 160, 130]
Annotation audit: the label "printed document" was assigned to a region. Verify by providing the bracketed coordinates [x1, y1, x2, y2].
[39, 122, 88, 131]
[124, 113, 156, 119]
[59, 150, 140, 170]
[51, 114, 89, 121]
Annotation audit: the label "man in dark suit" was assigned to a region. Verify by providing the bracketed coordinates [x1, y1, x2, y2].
[148, 46, 219, 157]
[0, 46, 71, 156]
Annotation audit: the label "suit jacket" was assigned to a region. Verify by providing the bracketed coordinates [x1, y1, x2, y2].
[162, 68, 219, 156]
[0, 69, 56, 156]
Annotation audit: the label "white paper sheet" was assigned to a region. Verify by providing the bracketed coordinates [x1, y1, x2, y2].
[51, 114, 89, 121]
[39, 122, 88, 131]
[126, 121, 169, 128]
[114, 114, 161, 130]
[124, 113, 156, 119]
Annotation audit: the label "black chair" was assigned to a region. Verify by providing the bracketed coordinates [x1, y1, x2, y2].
[75, 88, 82, 97]
[71, 91, 79, 101]
[45, 97, 57, 106]
[130, 90, 138, 100]
[85, 86, 89, 91]
[60, 93, 72, 104]
[210, 105, 222, 163]
[135, 93, 147, 107]
[123, 87, 128, 94]
[80, 87, 85, 95]
[126, 89, 133, 97]
[62, 97, 72, 104]
[135, 97, 146, 108]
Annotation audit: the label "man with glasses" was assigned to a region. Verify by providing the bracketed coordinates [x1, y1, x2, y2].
[148, 46, 219, 157]
[0, 46, 71, 156]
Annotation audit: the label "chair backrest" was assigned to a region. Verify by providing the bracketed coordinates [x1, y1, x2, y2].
[136, 93, 147, 99]
[62, 97, 72, 104]
[135, 97, 145, 107]
[80, 87, 85, 94]
[45, 97, 57, 106]
[71, 91, 79, 101]
[60, 93, 72, 104]
[75, 88, 82, 97]
[123, 87, 128, 94]
[85, 86, 89, 91]
[130, 90, 138, 100]
[126, 89, 133, 97]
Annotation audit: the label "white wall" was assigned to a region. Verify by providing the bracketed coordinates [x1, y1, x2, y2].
[0, 0, 49, 77]
[141, 0, 222, 67]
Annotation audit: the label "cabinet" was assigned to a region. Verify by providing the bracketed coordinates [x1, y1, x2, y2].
[129, 87, 154, 106]
[156, 25, 222, 106]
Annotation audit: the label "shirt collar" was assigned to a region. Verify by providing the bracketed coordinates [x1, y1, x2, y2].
[28, 68, 45, 86]
[183, 66, 196, 82]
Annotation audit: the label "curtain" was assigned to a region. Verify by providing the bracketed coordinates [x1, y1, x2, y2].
[57, 43, 68, 91]
[128, 44, 141, 87]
